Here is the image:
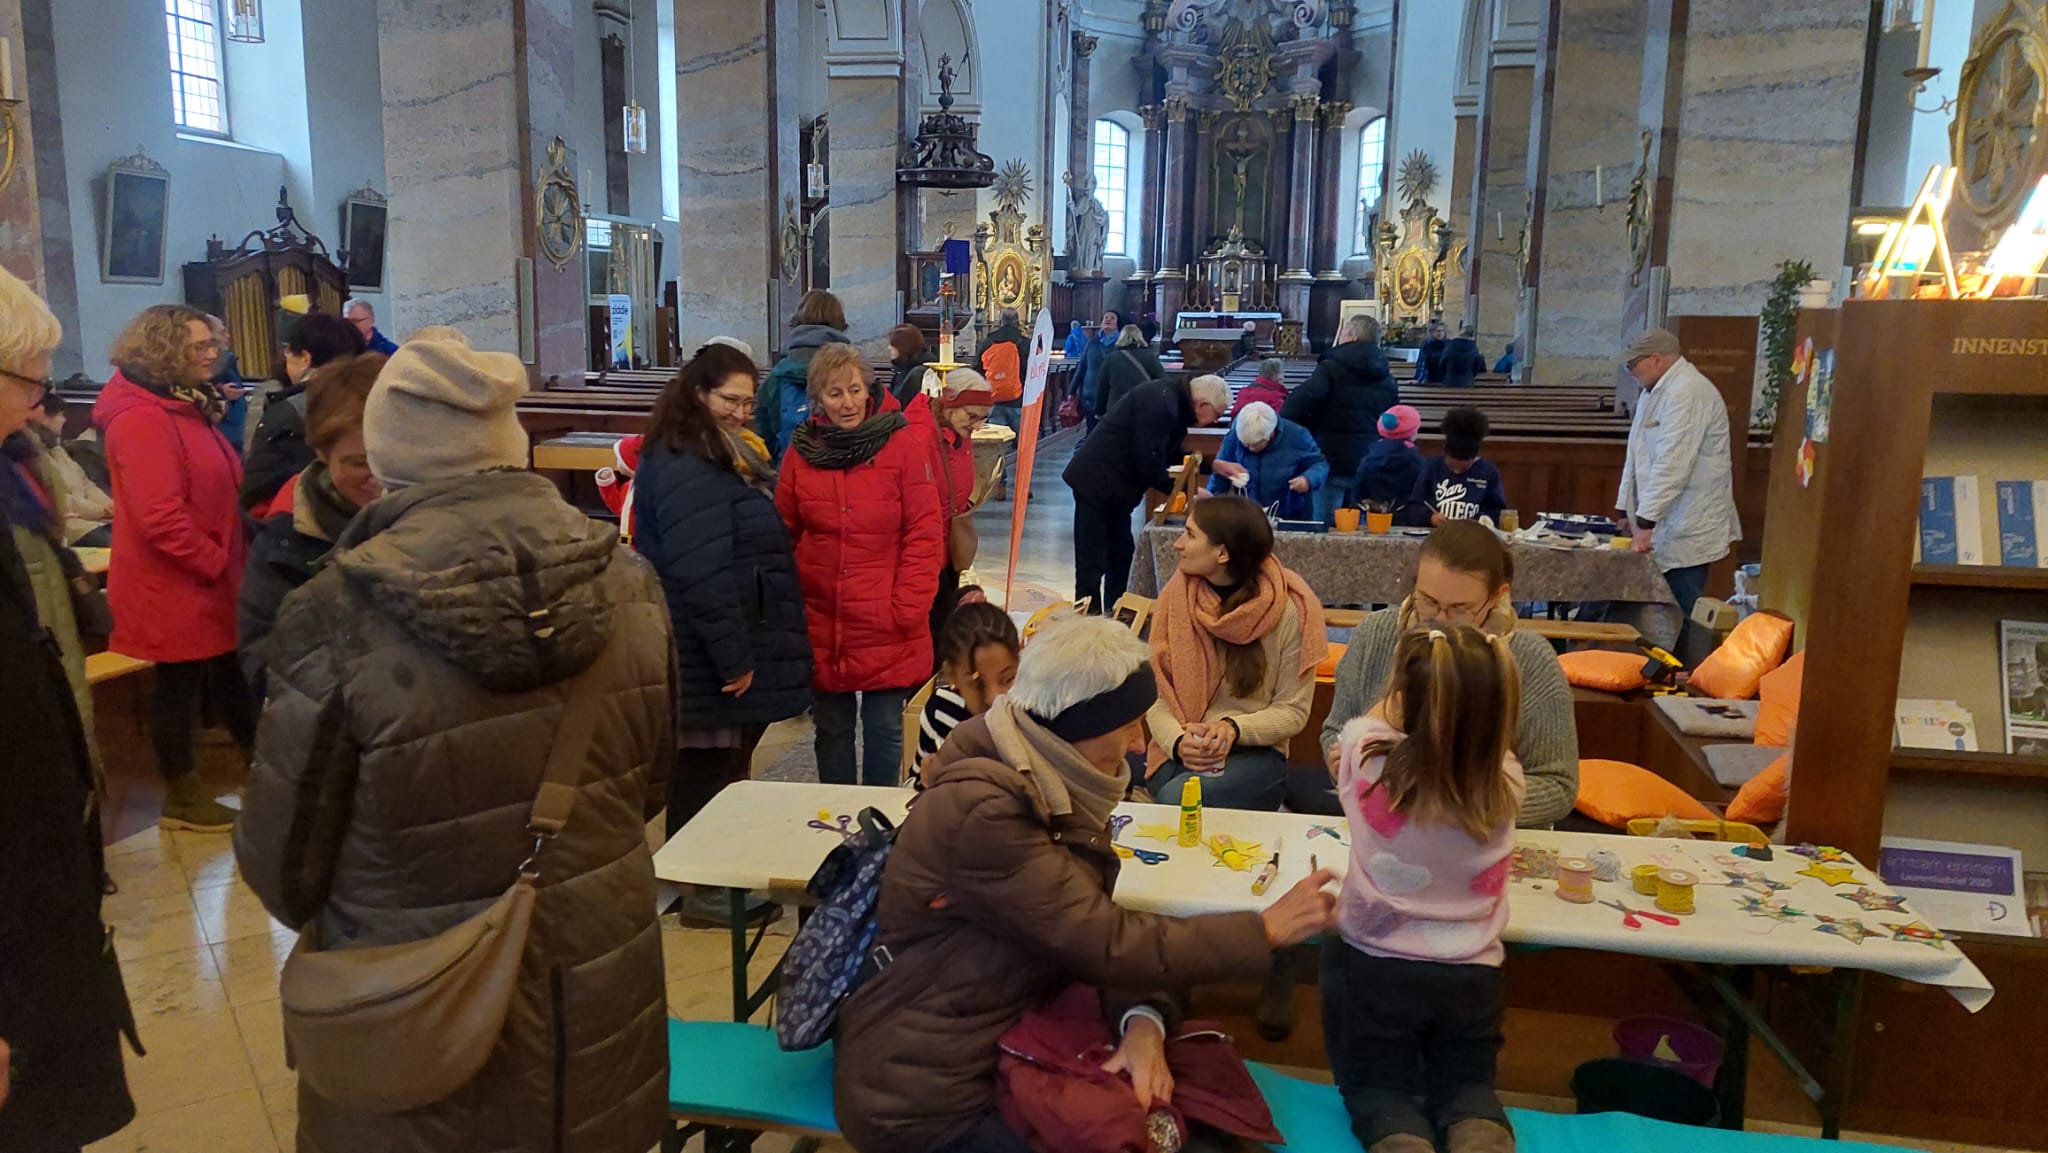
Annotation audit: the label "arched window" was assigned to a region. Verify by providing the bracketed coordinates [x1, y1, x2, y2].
[1093, 119, 1131, 257]
[1354, 117, 1387, 254]
[165, 0, 229, 135]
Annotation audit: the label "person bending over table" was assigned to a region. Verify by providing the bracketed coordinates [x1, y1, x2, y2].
[1146, 495, 1328, 811]
[834, 614, 1337, 1153]
[1310, 521, 1578, 828]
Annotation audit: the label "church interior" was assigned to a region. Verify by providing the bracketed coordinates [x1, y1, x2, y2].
[4, 1, 2048, 1151]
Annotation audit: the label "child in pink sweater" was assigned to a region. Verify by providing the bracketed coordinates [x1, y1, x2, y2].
[1325, 624, 1525, 1153]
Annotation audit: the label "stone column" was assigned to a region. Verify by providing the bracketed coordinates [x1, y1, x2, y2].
[1443, 110, 1479, 330]
[1277, 94, 1319, 323]
[1066, 32, 1106, 325]
[1152, 95, 1191, 327]
[19, 0, 78, 373]
[1132, 103, 1164, 285]
[824, 73, 900, 357]
[1470, 64, 1533, 358]
[0, 0, 44, 289]
[1308, 99, 1351, 344]
[379, 0, 582, 376]
[1523, 0, 1646, 387]
[674, 0, 790, 359]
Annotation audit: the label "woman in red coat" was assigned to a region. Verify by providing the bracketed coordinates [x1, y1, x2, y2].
[92, 304, 252, 831]
[777, 342, 945, 785]
[905, 367, 992, 665]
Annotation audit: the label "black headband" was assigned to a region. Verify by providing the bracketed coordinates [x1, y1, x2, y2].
[1030, 665, 1159, 744]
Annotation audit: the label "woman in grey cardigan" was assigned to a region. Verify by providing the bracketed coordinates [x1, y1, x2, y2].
[1306, 521, 1579, 828]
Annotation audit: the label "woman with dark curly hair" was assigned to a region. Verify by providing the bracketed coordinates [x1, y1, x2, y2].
[93, 303, 252, 831]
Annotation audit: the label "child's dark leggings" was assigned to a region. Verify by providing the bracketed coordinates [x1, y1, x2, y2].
[1321, 939, 1510, 1149]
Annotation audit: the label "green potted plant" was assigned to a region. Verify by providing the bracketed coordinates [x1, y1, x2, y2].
[1757, 258, 1817, 434]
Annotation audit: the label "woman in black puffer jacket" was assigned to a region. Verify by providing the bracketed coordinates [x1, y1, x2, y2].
[634, 342, 814, 833]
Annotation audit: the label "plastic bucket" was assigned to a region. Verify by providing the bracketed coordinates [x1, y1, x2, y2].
[1613, 1015, 1725, 1087]
[1571, 1058, 1721, 1127]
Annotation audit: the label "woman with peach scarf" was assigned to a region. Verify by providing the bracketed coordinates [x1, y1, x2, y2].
[1144, 494, 1328, 811]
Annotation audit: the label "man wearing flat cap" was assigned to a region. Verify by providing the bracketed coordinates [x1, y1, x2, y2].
[1615, 327, 1740, 615]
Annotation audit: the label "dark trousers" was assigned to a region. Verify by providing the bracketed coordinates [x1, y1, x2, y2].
[150, 654, 255, 782]
[926, 1114, 1034, 1153]
[666, 726, 768, 839]
[1662, 563, 1711, 618]
[929, 565, 962, 674]
[1148, 746, 1289, 811]
[1073, 498, 1136, 613]
[1321, 941, 1509, 1149]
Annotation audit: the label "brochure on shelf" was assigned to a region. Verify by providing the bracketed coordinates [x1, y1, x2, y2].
[1879, 836, 2031, 938]
[1919, 475, 1984, 565]
[1894, 699, 1979, 752]
[1996, 480, 2048, 568]
[2003, 620, 2048, 756]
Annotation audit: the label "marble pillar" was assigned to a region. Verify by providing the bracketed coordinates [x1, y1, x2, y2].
[1444, 111, 1478, 330]
[1153, 96, 1190, 326]
[1309, 99, 1351, 345]
[1279, 95, 1319, 323]
[1066, 33, 1105, 323]
[19, 0, 77, 374]
[1658, 0, 1869, 320]
[1132, 104, 1163, 288]
[675, 0, 778, 359]
[0, 0, 42, 290]
[379, 0, 581, 376]
[1524, 0, 1646, 387]
[824, 74, 899, 357]
[1472, 66, 1532, 358]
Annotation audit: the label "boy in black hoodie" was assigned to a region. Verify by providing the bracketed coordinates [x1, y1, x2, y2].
[1403, 406, 1508, 526]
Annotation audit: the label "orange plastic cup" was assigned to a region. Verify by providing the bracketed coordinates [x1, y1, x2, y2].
[1333, 507, 1361, 533]
[1366, 510, 1394, 534]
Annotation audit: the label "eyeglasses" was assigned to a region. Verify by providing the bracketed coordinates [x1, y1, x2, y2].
[708, 391, 757, 413]
[1, 368, 50, 401]
[1412, 588, 1495, 625]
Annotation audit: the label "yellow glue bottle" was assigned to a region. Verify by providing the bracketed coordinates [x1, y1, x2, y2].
[1178, 776, 1203, 847]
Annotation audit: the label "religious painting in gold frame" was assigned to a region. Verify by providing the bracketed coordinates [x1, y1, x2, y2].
[1394, 250, 1429, 313]
[991, 250, 1029, 311]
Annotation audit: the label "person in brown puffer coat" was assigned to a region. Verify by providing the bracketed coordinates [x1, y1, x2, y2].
[234, 329, 675, 1153]
[834, 614, 1337, 1153]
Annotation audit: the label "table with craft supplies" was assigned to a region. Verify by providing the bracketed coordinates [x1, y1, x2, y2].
[653, 781, 1991, 1135]
[1126, 525, 1685, 649]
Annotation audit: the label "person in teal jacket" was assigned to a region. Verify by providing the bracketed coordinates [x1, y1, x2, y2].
[1206, 399, 1328, 522]
[757, 291, 850, 460]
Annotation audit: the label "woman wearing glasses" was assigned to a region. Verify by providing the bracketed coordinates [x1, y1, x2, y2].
[1309, 520, 1579, 828]
[633, 341, 812, 834]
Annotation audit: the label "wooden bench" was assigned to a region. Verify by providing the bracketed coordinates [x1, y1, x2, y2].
[85, 651, 153, 686]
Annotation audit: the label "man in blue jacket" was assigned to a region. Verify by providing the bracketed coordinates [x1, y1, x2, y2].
[1206, 399, 1327, 522]
[1077, 309, 1120, 434]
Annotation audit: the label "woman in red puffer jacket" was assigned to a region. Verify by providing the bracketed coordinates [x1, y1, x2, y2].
[778, 343, 945, 786]
[1230, 357, 1290, 417]
[92, 304, 253, 832]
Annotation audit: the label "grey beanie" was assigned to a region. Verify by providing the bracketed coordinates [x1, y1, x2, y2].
[363, 326, 530, 487]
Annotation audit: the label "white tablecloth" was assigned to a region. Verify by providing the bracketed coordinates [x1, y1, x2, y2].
[652, 781, 1993, 1011]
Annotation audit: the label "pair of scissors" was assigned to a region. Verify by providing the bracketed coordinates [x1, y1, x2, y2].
[1114, 843, 1169, 866]
[1110, 814, 1134, 841]
[807, 812, 854, 836]
[1600, 899, 1681, 930]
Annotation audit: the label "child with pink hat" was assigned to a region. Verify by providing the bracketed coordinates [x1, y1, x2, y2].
[1352, 403, 1423, 515]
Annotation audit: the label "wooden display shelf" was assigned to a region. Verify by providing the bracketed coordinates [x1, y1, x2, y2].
[1910, 564, 2048, 591]
[1931, 375, 2048, 397]
[1889, 747, 2048, 779]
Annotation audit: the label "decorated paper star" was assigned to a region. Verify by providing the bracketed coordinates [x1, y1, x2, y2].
[1836, 887, 1909, 914]
[1735, 894, 1807, 922]
[1133, 823, 1181, 843]
[1791, 844, 1850, 864]
[1720, 869, 1793, 896]
[1796, 861, 1859, 887]
[1207, 834, 1264, 871]
[1812, 914, 1877, 944]
[1882, 920, 1951, 948]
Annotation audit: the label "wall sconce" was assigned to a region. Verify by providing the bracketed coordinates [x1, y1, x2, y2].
[622, 101, 647, 154]
[226, 0, 265, 43]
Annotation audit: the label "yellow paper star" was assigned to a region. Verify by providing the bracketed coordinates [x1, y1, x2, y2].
[1796, 861, 1859, 887]
[1134, 823, 1181, 843]
[1207, 834, 1264, 871]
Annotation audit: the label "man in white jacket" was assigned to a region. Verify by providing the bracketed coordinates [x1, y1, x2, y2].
[1615, 327, 1741, 614]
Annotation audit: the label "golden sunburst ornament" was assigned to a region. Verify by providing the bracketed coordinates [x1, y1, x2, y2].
[993, 159, 1033, 215]
[1397, 150, 1439, 206]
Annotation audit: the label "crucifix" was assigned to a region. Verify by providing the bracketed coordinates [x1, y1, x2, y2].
[1221, 120, 1262, 234]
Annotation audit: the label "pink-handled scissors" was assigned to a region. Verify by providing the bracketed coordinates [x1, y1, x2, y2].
[1600, 899, 1681, 930]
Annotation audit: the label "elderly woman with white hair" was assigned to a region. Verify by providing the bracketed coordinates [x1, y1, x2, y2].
[1206, 400, 1328, 522]
[834, 613, 1336, 1153]
[905, 365, 994, 660]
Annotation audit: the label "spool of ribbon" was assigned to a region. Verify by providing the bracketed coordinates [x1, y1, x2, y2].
[1632, 863, 1662, 896]
[1556, 857, 1597, 904]
[1588, 849, 1623, 883]
[1656, 868, 1699, 916]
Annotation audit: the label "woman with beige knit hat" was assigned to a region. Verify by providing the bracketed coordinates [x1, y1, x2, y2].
[235, 328, 678, 1153]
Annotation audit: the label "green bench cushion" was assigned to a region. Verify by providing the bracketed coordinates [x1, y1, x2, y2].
[666, 1019, 838, 1134]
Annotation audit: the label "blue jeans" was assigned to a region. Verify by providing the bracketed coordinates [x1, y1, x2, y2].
[1662, 563, 1711, 617]
[1314, 478, 1357, 525]
[1148, 745, 1289, 811]
[988, 401, 1023, 430]
[813, 689, 909, 787]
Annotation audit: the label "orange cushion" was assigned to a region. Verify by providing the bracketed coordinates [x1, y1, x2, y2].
[1689, 612, 1795, 700]
[1558, 649, 1647, 693]
[1316, 642, 1348, 682]
[1755, 650, 1805, 747]
[1726, 752, 1792, 824]
[1573, 759, 1718, 828]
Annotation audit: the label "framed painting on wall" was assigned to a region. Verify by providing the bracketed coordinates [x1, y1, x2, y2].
[100, 150, 171, 285]
[342, 186, 389, 292]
